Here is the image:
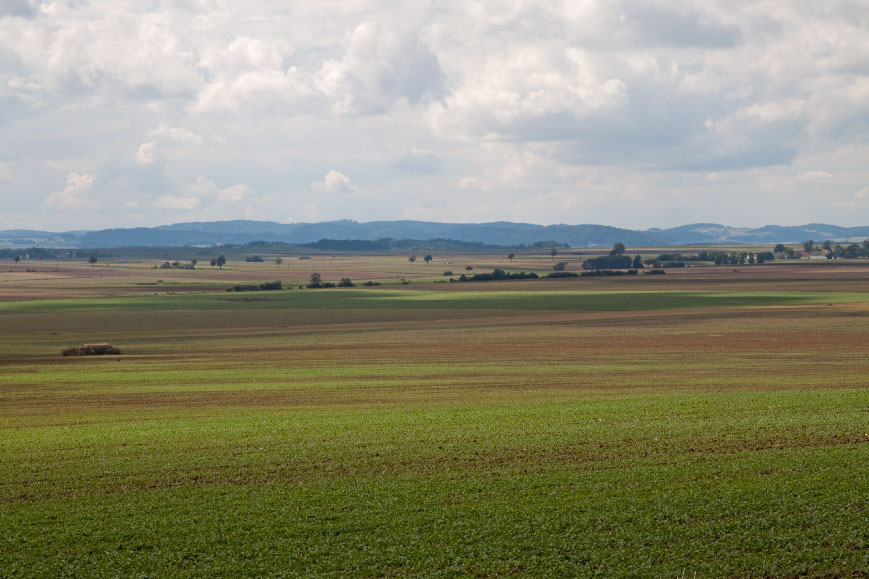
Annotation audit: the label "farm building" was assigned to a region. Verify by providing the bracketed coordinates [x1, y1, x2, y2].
[63, 343, 121, 356]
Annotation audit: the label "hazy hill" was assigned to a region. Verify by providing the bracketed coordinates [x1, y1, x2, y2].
[1, 220, 868, 249]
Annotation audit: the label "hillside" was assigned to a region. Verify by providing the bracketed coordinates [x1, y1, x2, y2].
[2, 220, 868, 249]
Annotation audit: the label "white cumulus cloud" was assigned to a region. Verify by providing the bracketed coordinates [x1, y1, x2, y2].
[311, 170, 355, 193]
[218, 183, 252, 202]
[42, 172, 95, 209]
[147, 123, 203, 145]
[136, 142, 155, 165]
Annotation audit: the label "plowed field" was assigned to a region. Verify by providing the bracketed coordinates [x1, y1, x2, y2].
[0, 258, 866, 576]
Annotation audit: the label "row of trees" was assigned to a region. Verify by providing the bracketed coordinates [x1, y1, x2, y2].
[407, 254, 433, 264]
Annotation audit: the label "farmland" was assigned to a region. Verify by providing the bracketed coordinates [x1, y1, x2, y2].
[1, 254, 867, 576]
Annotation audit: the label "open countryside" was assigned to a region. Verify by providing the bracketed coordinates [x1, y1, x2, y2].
[1, 244, 867, 576]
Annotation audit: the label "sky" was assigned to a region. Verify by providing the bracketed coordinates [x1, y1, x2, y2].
[0, 0, 867, 232]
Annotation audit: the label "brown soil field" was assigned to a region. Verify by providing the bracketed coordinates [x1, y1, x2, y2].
[3, 259, 868, 300]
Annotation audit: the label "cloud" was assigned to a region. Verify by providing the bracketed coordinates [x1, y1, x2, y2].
[624, 5, 742, 48]
[218, 183, 252, 202]
[317, 22, 446, 114]
[3, 2, 869, 230]
[185, 176, 219, 198]
[136, 123, 203, 165]
[394, 151, 443, 174]
[136, 143, 155, 165]
[311, 170, 355, 193]
[175, 175, 253, 205]
[0, 0, 34, 18]
[41, 172, 95, 209]
[148, 123, 203, 145]
[155, 195, 200, 210]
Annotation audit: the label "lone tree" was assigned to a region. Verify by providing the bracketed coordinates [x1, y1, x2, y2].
[191, 259, 197, 269]
[13, 255, 21, 268]
[550, 248, 557, 261]
[408, 255, 416, 264]
[774, 243, 786, 254]
[275, 256, 283, 270]
[632, 255, 643, 269]
[508, 252, 515, 262]
[822, 240, 832, 251]
[465, 265, 473, 272]
[308, 272, 322, 288]
[210, 257, 217, 268]
[610, 242, 626, 256]
[216, 255, 227, 270]
[423, 254, 432, 264]
[88, 255, 97, 267]
[803, 240, 815, 254]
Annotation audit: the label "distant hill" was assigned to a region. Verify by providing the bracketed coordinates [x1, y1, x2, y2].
[1, 220, 868, 249]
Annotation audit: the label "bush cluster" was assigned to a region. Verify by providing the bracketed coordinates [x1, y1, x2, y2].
[579, 269, 639, 277]
[226, 281, 283, 292]
[454, 269, 539, 282]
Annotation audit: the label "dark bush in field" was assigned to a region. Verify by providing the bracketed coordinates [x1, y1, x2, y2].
[361, 281, 380, 286]
[443, 271, 453, 276]
[553, 261, 567, 271]
[547, 271, 578, 278]
[154, 261, 194, 270]
[582, 255, 632, 270]
[63, 344, 121, 356]
[646, 269, 666, 275]
[227, 281, 283, 292]
[579, 269, 638, 277]
[338, 278, 354, 287]
[457, 269, 539, 282]
[245, 255, 264, 262]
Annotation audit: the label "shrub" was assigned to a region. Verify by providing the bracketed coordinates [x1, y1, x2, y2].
[457, 270, 539, 282]
[646, 269, 666, 275]
[226, 281, 283, 292]
[338, 278, 354, 287]
[547, 271, 578, 278]
[443, 271, 453, 276]
[361, 281, 381, 286]
[582, 255, 632, 270]
[553, 261, 567, 271]
[578, 269, 639, 277]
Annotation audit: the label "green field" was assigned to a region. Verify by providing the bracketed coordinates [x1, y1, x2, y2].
[1, 258, 867, 576]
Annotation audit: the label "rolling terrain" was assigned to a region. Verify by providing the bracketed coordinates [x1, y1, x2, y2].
[0, 254, 867, 576]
